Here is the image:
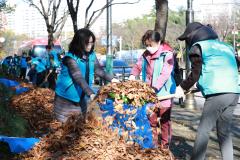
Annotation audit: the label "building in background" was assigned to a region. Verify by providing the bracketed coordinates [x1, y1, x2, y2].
[194, 1, 234, 22]
[193, 0, 240, 47]
[3, 0, 73, 39]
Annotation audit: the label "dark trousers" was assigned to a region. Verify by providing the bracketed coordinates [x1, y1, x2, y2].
[191, 93, 239, 160]
[27, 69, 37, 84]
[36, 70, 47, 86]
[47, 70, 57, 90]
[54, 95, 87, 123]
[19, 67, 27, 79]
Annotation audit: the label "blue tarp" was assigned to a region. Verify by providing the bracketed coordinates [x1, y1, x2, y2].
[99, 99, 155, 149]
[0, 136, 40, 153]
[0, 78, 19, 87]
[15, 87, 29, 95]
[0, 78, 29, 94]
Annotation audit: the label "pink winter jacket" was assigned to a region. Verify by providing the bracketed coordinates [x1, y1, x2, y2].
[131, 43, 174, 108]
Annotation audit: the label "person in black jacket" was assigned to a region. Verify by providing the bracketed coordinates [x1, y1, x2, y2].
[176, 22, 239, 160]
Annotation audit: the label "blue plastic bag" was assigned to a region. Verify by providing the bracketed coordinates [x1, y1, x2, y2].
[0, 78, 29, 94]
[0, 78, 19, 87]
[0, 135, 40, 153]
[99, 99, 155, 149]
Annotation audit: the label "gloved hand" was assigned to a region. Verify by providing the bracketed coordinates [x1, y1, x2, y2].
[128, 75, 135, 81]
[111, 78, 120, 83]
[90, 94, 96, 101]
[175, 86, 185, 98]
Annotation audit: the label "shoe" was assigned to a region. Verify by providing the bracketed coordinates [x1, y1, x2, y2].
[159, 144, 169, 150]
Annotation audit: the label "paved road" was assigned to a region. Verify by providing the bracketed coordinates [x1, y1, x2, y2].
[171, 105, 240, 160]
[174, 92, 240, 116]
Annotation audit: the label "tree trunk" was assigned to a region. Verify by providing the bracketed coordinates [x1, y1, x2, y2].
[155, 0, 168, 42]
[48, 26, 54, 47]
[73, 18, 78, 33]
[66, 0, 80, 34]
[69, 9, 78, 33]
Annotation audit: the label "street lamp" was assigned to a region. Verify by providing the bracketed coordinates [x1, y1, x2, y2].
[184, 0, 196, 110]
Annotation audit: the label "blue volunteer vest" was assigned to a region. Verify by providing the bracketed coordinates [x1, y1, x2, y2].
[194, 39, 239, 96]
[20, 57, 28, 68]
[142, 52, 176, 97]
[55, 52, 96, 102]
[31, 57, 46, 73]
[49, 50, 61, 69]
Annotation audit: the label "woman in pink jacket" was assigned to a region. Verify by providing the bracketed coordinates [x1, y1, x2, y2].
[129, 30, 176, 149]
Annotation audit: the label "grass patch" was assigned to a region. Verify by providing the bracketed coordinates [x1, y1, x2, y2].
[0, 106, 29, 137]
[0, 81, 30, 158]
[0, 84, 29, 137]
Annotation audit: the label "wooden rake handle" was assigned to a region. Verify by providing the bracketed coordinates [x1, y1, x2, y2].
[157, 89, 200, 100]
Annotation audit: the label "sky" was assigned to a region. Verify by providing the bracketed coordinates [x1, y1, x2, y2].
[7, 0, 240, 35]
[93, 0, 187, 23]
[10, 0, 187, 23]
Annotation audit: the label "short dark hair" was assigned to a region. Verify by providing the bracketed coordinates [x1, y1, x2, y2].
[141, 30, 161, 46]
[68, 28, 96, 58]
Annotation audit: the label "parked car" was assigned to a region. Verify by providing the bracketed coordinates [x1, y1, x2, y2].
[95, 59, 132, 85]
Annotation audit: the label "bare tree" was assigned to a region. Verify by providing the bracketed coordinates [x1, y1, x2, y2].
[24, 0, 69, 46]
[0, 0, 15, 13]
[85, 0, 141, 28]
[66, 0, 80, 33]
[203, 13, 233, 41]
[66, 0, 141, 33]
[155, 0, 168, 42]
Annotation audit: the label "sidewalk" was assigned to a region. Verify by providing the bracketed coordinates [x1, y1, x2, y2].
[170, 105, 240, 160]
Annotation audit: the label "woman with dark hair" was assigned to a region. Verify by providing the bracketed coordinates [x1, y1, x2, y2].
[54, 28, 119, 122]
[129, 30, 176, 149]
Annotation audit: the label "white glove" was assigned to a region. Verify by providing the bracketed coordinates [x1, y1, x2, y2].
[128, 75, 135, 81]
[90, 94, 96, 101]
[111, 78, 120, 83]
[175, 86, 185, 98]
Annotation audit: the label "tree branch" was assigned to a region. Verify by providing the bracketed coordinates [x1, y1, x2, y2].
[39, 0, 48, 18]
[47, 0, 54, 17]
[54, 11, 69, 33]
[54, 13, 69, 39]
[75, 0, 80, 13]
[23, 0, 44, 17]
[86, 0, 141, 28]
[85, 0, 94, 26]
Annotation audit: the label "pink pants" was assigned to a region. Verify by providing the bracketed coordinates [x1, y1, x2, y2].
[149, 107, 172, 146]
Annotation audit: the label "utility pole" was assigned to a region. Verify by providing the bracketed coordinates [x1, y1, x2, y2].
[233, 6, 236, 52]
[184, 0, 196, 110]
[118, 36, 122, 51]
[106, 0, 113, 75]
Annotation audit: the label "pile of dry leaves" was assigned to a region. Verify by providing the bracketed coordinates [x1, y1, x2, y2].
[18, 115, 173, 160]
[11, 88, 55, 135]
[10, 87, 174, 160]
[95, 81, 158, 107]
[95, 81, 160, 115]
